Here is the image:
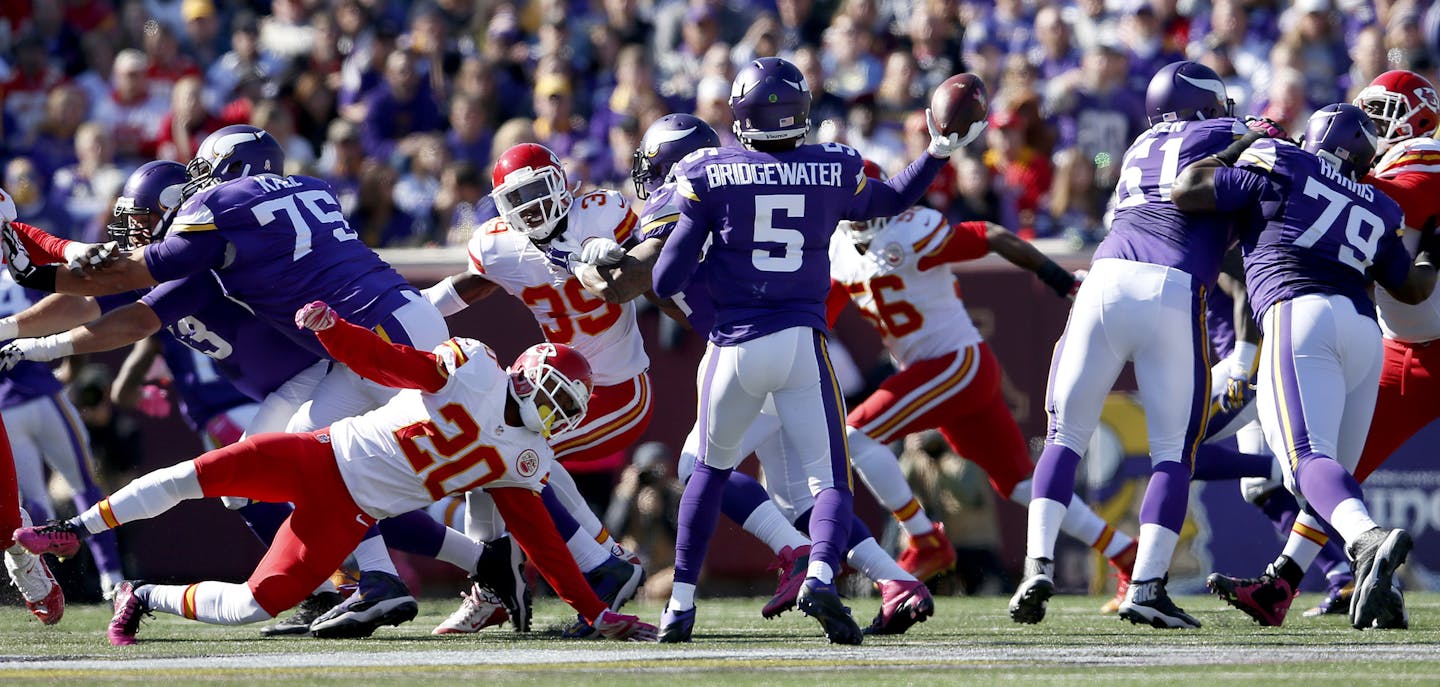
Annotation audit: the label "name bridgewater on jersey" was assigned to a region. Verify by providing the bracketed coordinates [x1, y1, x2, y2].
[703, 161, 847, 188]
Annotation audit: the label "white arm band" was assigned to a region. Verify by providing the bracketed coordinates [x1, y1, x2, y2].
[0, 316, 16, 341]
[424, 278, 469, 317]
[21, 332, 74, 362]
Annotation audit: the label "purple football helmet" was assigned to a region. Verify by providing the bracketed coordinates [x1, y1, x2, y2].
[729, 57, 811, 144]
[1146, 61, 1234, 125]
[183, 124, 285, 195]
[109, 160, 187, 249]
[631, 114, 721, 199]
[1302, 103, 1380, 178]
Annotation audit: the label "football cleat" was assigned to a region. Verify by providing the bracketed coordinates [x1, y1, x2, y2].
[5, 547, 63, 625]
[657, 605, 696, 643]
[308, 571, 419, 639]
[433, 583, 509, 635]
[897, 524, 958, 582]
[762, 544, 810, 619]
[108, 581, 150, 646]
[1304, 575, 1355, 618]
[1348, 527, 1412, 630]
[1119, 577, 1201, 629]
[1100, 540, 1138, 615]
[471, 534, 532, 632]
[259, 591, 344, 636]
[13, 520, 83, 559]
[593, 609, 658, 642]
[561, 556, 647, 639]
[1009, 557, 1055, 624]
[1206, 559, 1298, 627]
[863, 579, 934, 635]
[797, 578, 863, 645]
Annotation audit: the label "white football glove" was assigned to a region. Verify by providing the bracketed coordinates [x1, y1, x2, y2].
[593, 609, 658, 642]
[0, 186, 16, 224]
[294, 301, 338, 331]
[0, 334, 74, 372]
[580, 237, 627, 266]
[63, 241, 119, 272]
[1209, 342, 1258, 412]
[926, 108, 988, 158]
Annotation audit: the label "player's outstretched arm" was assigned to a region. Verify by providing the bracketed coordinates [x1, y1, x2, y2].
[856, 153, 948, 220]
[296, 302, 451, 392]
[423, 272, 499, 316]
[977, 222, 1080, 298]
[652, 213, 706, 299]
[577, 238, 664, 304]
[14, 250, 158, 296]
[0, 301, 163, 373]
[1385, 252, 1438, 305]
[491, 486, 656, 640]
[0, 293, 102, 341]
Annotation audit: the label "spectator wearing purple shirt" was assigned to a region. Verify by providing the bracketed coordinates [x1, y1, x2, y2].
[4, 158, 69, 237]
[1030, 5, 1082, 86]
[1050, 43, 1146, 194]
[1121, 5, 1187, 96]
[446, 94, 494, 175]
[23, 86, 87, 180]
[321, 119, 365, 217]
[359, 50, 444, 162]
[1279, 0, 1352, 106]
[532, 72, 586, 160]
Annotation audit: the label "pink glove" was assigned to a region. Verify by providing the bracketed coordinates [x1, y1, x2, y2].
[1244, 116, 1287, 139]
[137, 382, 172, 418]
[295, 301, 337, 331]
[593, 609, 658, 641]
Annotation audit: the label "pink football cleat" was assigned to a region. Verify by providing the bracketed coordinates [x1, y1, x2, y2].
[13, 521, 83, 559]
[762, 544, 810, 619]
[864, 579, 935, 635]
[108, 581, 150, 646]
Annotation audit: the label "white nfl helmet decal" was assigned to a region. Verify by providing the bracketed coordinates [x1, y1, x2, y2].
[158, 184, 184, 211]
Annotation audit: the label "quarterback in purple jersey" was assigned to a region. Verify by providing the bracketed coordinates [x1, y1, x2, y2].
[1174, 104, 1435, 630]
[649, 57, 972, 645]
[1016, 61, 1269, 630]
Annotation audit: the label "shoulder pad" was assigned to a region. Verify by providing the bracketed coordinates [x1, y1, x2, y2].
[571, 190, 636, 242]
[1375, 137, 1440, 178]
[433, 337, 499, 378]
[886, 207, 949, 253]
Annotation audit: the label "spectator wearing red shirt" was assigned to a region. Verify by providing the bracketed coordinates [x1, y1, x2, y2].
[1, 33, 66, 140]
[90, 49, 168, 163]
[142, 20, 202, 105]
[983, 104, 1053, 239]
[152, 75, 229, 162]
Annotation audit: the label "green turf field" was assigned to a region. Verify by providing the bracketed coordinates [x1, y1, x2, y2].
[1, 593, 1438, 685]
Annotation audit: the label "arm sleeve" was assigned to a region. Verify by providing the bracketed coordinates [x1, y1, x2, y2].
[1372, 227, 1415, 291]
[916, 221, 990, 271]
[850, 154, 947, 219]
[143, 232, 229, 283]
[1210, 167, 1271, 213]
[490, 486, 609, 623]
[10, 222, 72, 264]
[651, 196, 707, 298]
[314, 316, 450, 392]
[825, 279, 849, 329]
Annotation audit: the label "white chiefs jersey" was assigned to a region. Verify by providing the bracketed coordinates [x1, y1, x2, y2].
[829, 207, 983, 366]
[467, 189, 648, 386]
[1372, 137, 1440, 343]
[329, 338, 553, 519]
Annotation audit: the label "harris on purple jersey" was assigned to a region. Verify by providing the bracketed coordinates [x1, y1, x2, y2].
[1099, 117, 1250, 286]
[653, 143, 943, 344]
[1213, 139, 1409, 320]
[143, 175, 418, 343]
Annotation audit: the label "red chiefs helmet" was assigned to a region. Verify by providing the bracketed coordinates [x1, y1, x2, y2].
[1354, 70, 1440, 153]
[508, 342, 593, 438]
[839, 159, 890, 246]
[491, 143, 573, 242]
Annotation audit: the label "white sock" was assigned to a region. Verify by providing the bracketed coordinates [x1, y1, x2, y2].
[464, 489, 506, 541]
[1281, 510, 1328, 570]
[142, 581, 272, 625]
[806, 560, 835, 584]
[78, 462, 203, 534]
[1026, 497, 1068, 559]
[848, 428, 922, 519]
[1063, 495, 1134, 557]
[847, 537, 917, 583]
[436, 526, 483, 574]
[1131, 523, 1180, 581]
[899, 504, 935, 537]
[742, 502, 810, 554]
[5, 508, 53, 603]
[669, 582, 696, 612]
[351, 535, 399, 576]
[1328, 497, 1380, 544]
[547, 463, 607, 540]
[567, 529, 613, 573]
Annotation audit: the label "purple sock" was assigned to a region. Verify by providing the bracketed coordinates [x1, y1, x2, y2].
[794, 509, 871, 551]
[237, 501, 292, 545]
[1258, 488, 1301, 536]
[540, 484, 584, 539]
[1033, 444, 1083, 504]
[1191, 443, 1275, 481]
[807, 487, 854, 577]
[1295, 456, 1366, 524]
[1139, 461, 1191, 532]
[377, 509, 448, 557]
[721, 471, 771, 524]
[674, 462, 732, 585]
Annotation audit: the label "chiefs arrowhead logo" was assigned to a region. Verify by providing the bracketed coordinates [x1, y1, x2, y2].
[516, 449, 540, 478]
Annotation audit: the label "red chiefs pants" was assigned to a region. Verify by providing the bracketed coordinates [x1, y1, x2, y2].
[1354, 337, 1440, 483]
[847, 343, 1032, 497]
[0, 416, 18, 550]
[552, 372, 653, 463]
[192, 431, 375, 616]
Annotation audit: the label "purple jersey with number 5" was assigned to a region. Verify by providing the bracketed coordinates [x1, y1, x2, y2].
[1213, 139, 1409, 321]
[143, 175, 417, 351]
[653, 143, 939, 345]
[1098, 118, 1250, 286]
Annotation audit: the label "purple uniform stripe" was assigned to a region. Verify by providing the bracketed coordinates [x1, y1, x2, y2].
[1273, 300, 1313, 471]
[50, 394, 98, 489]
[696, 346, 720, 466]
[1180, 284, 1213, 474]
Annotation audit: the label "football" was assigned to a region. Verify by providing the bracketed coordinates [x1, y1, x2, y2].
[929, 73, 990, 137]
